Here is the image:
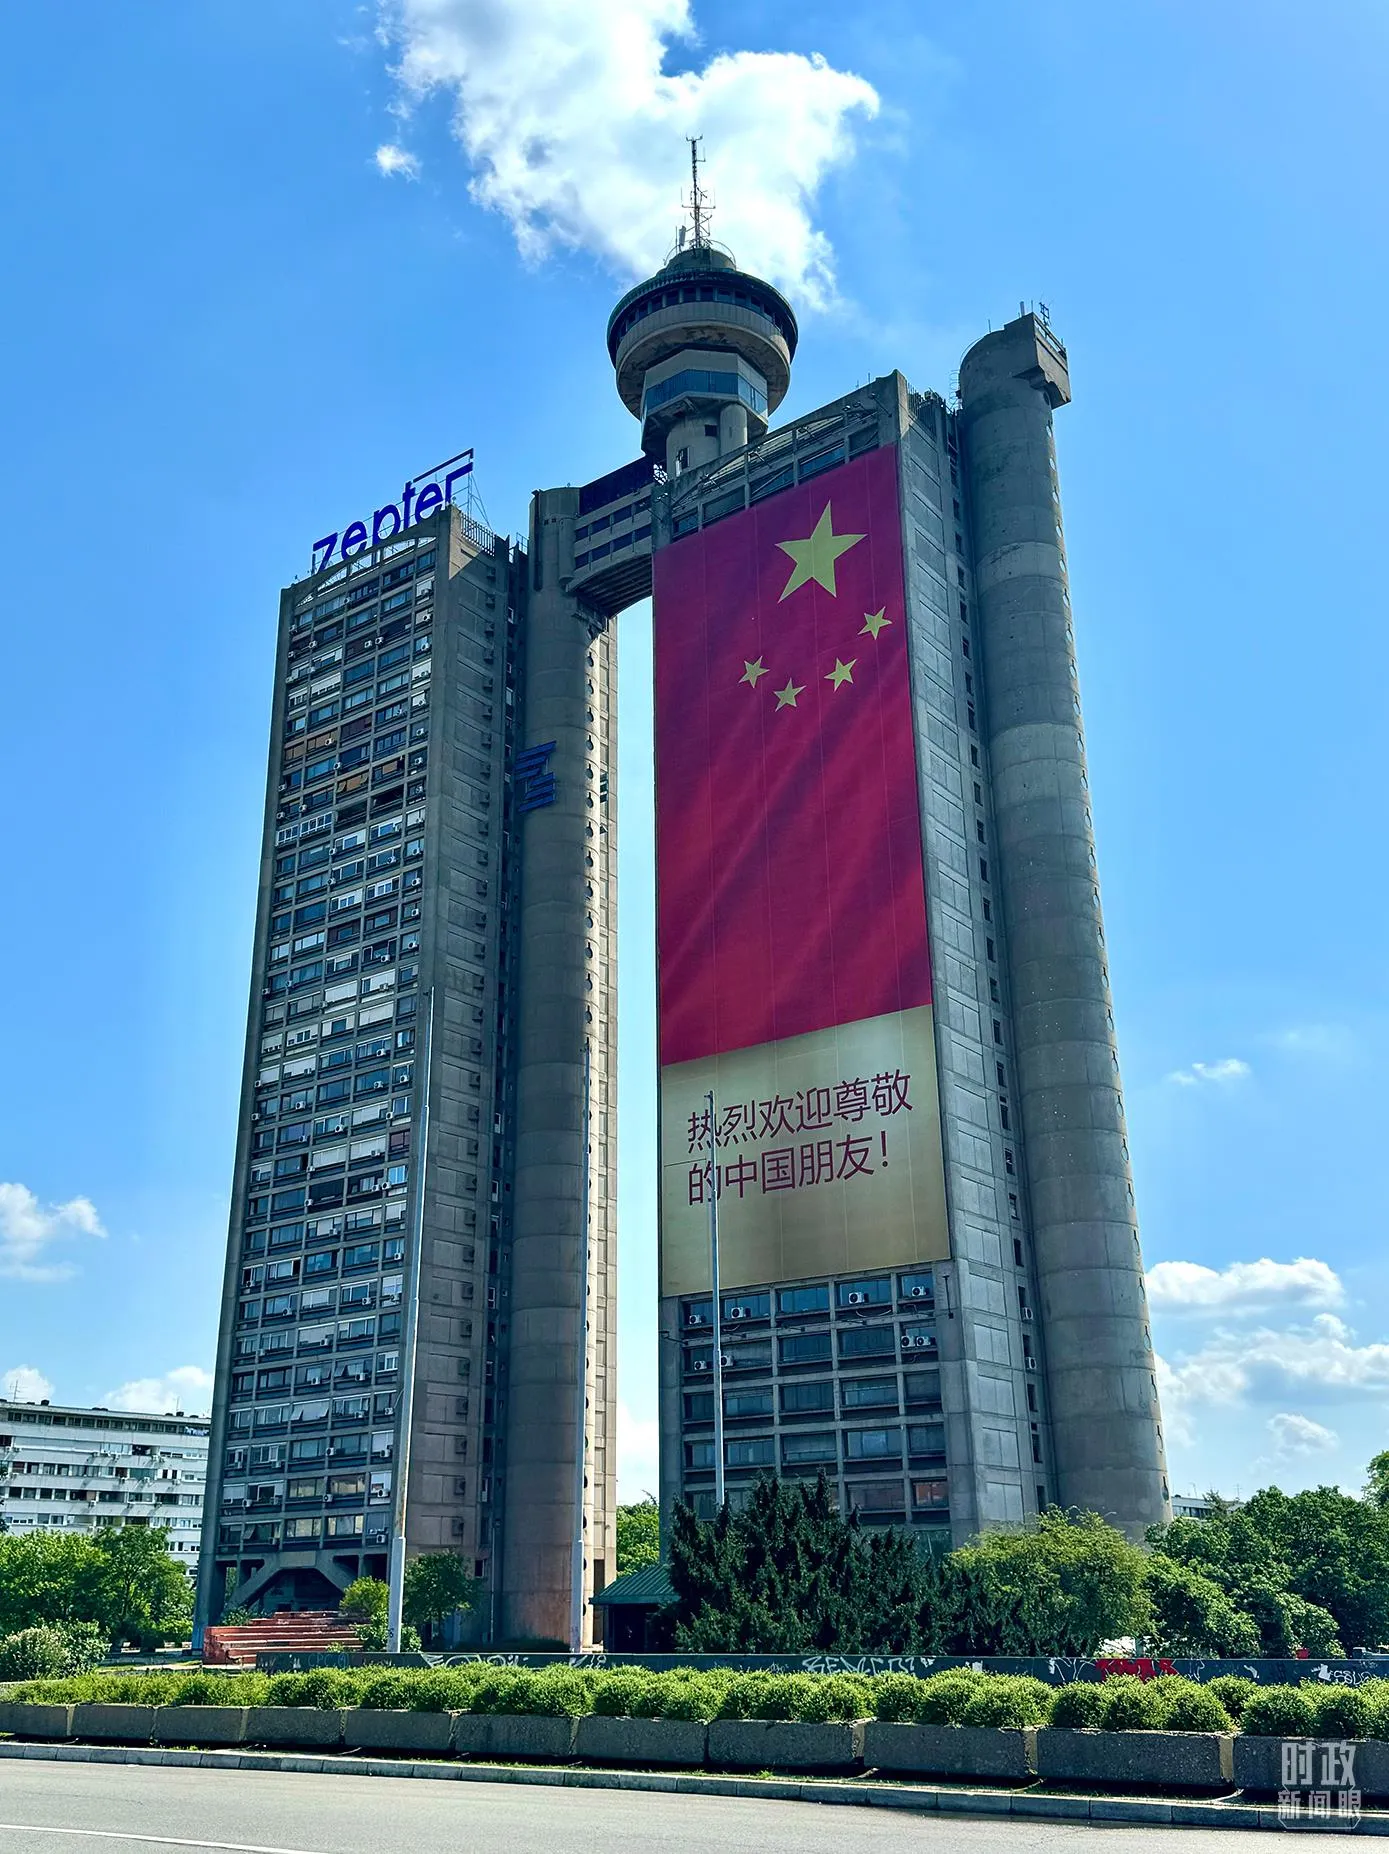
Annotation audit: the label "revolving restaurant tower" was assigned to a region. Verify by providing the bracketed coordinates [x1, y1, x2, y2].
[199, 212, 1168, 1651]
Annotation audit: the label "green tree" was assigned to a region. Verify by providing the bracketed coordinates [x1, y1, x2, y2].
[1143, 1555, 1260, 1655]
[340, 1576, 389, 1625]
[668, 1486, 1151, 1656]
[616, 1498, 660, 1575]
[937, 1509, 1153, 1655]
[1365, 1451, 1389, 1512]
[403, 1553, 479, 1632]
[1147, 1482, 1389, 1653]
[671, 1475, 939, 1654]
[0, 1532, 101, 1634]
[84, 1525, 193, 1647]
[0, 1527, 191, 1648]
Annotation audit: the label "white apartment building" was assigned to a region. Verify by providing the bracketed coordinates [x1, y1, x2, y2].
[0, 1397, 209, 1573]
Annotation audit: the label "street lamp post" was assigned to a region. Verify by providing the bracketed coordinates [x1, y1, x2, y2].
[706, 1090, 725, 1511]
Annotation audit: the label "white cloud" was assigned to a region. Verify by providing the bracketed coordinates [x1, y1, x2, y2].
[1147, 1256, 1344, 1315]
[1267, 1412, 1338, 1456]
[0, 1182, 105, 1282]
[104, 1366, 214, 1417]
[1165, 1058, 1251, 1088]
[375, 142, 420, 180]
[2, 1365, 55, 1402]
[376, 0, 880, 307]
[618, 1397, 659, 1505]
[1159, 1314, 1389, 1428]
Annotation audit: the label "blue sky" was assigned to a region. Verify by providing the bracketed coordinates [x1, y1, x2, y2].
[1, 0, 1385, 1506]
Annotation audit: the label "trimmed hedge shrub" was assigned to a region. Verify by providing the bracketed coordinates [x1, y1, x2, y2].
[1156, 1684, 1234, 1734]
[0, 1628, 68, 1681]
[1048, 1681, 1106, 1727]
[869, 1673, 926, 1722]
[1240, 1685, 1315, 1737]
[264, 1669, 357, 1710]
[1098, 1676, 1165, 1731]
[1362, 1681, 1389, 1743]
[511, 1669, 595, 1717]
[5, 1661, 1388, 1739]
[787, 1674, 872, 1723]
[1206, 1676, 1257, 1723]
[960, 1675, 1053, 1728]
[1308, 1685, 1371, 1740]
[910, 1670, 988, 1725]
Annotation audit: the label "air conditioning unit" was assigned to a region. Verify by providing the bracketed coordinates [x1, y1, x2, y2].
[902, 1334, 931, 1351]
[691, 1360, 711, 1373]
[847, 1291, 867, 1306]
[910, 1285, 930, 1299]
[728, 1307, 747, 1321]
[719, 1354, 735, 1368]
[1021, 1307, 1034, 1321]
[1025, 1357, 1037, 1371]
[688, 1314, 707, 1327]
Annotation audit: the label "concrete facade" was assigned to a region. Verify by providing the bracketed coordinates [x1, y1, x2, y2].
[201, 253, 1165, 1647]
[0, 1398, 207, 1571]
[500, 487, 618, 1644]
[199, 497, 617, 1645]
[957, 314, 1169, 1535]
[591, 259, 1167, 1544]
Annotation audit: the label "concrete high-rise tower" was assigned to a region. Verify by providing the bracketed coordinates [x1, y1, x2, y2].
[590, 227, 1168, 1540]
[198, 472, 620, 1648]
[201, 184, 1167, 1647]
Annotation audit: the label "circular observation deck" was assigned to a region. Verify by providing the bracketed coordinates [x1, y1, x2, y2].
[607, 247, 798, 444]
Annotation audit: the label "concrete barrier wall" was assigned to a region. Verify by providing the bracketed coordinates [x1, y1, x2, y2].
[70, 1705, 159, 1744]
[343, 1709, 453, 1753]
[1234, 1736, 1389, 1801]
[574, 1716, 707, 1767]
[0, 1703, 72, 1740]
[706, 1721, 862, 1773]
[153, 1706, 249, 1746]
[5, 1703, 1389, 1800]
[864, 1722, 1034, 1779]
[1036, 1729, 1231, 1788]
[450, 1714, 577, 1762]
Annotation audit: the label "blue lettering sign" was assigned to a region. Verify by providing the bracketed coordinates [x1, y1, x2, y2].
[311, 450, 473, 573]
[515, 742, 558, 814]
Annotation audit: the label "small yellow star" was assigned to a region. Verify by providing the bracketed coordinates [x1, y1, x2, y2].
[860, 608, 891, 639]
[740, 658, 768, 688]
[825, 659, 856, 689]
[777, 503, 866, 601]
[774, 679, 805, 710]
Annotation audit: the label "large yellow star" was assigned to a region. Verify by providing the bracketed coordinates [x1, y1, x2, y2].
[740, 658, 768, 688]
[777, 503, 866, 601]
[860, 608, 891, 639]
[825, 659, 856, 689]
[774, 679, 805, 710]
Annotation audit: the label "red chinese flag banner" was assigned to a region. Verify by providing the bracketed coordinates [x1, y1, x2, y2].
[654, 445, 949, 1295]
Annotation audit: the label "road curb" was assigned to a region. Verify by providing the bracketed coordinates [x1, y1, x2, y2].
[3, 1739, 1386, 1832]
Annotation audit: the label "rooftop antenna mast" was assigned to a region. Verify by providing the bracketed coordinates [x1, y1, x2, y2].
[684, 135, 711, 249]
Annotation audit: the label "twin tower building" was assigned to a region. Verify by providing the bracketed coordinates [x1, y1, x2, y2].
[196, 233, 1171, 1645]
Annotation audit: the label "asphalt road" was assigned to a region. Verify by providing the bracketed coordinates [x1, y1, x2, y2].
[0, 1762, 1278, 1852]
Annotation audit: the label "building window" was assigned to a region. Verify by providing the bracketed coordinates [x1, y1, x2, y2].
[778, 1333, 831, 1367]
[781, 1432, 837, 1466]
[845, 1427, 901, 1461]
[777, 1284, 829, 1315]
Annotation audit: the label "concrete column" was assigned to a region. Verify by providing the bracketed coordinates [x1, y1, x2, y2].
[718, 402, 750, 454]
[958, 315, 1169, 1537]
[665, 415, 722, 478]
[500, 488, 611, 1642]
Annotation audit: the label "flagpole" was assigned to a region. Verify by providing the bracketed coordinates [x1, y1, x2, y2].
[706, 1089, 725, 1511]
